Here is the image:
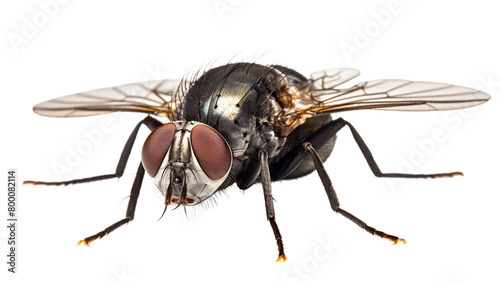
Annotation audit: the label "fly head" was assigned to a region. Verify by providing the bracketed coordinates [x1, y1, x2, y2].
[141, 121, 233, 209]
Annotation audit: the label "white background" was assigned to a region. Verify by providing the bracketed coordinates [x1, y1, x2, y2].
[1, 1, 499, 281]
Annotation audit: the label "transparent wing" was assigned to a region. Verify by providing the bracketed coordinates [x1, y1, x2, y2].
[308, 68, 360, 90]
[275, 68, 491, 136]
[33, 79, 188, 120]
[308, 79, 489, 112]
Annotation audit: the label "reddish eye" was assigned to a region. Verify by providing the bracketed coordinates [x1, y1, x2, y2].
[142, 123, 176, 177]
[191, 125, 232, 180]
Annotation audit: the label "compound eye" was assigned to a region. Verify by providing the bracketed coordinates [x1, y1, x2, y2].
[191, 125, 232, 180]
[142, 123, 176, 177]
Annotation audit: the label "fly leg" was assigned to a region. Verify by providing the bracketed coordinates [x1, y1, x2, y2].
[272, 117, 462, 180]
[24, 116, 161, 245]
[328, 118, 462, 178]
[260, 150, 287, 262]
[78, 162, 145, 246]
[24, 116, 162, 186]
[304, 142, 406, 244]
[235, 151, 286, 261]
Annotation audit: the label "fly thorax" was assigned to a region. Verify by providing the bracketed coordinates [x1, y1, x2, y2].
[239, 120, 285, 162]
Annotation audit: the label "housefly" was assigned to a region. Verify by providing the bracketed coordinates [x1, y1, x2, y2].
[24, 63, 490, 261]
